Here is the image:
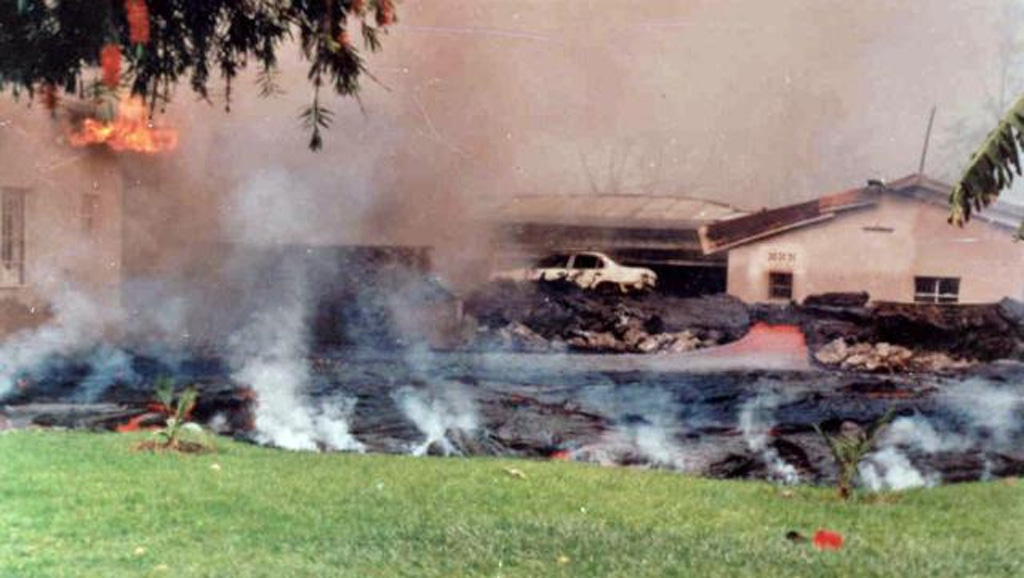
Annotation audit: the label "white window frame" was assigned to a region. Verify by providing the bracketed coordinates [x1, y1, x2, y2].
[914, 276, 959, 304]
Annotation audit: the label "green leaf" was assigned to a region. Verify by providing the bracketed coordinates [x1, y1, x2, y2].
[154, 377, 175, 409]
[952, 94, 1024, 233]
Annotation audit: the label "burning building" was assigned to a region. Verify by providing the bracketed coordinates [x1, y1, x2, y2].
[0, 100, 130, 336]
[66, 97, 178, 155]
[0, 97, 461, 348]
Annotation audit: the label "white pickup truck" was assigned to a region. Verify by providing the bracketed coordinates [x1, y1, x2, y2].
[491, 251, 657, 293]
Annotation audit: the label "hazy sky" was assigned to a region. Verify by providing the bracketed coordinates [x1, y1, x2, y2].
[365, 0, 1021, 204]
[175, 0, 1022, 211]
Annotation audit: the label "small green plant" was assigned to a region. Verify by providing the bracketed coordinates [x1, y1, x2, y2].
[814, 408, 896, 500]
[143, 378, 207, 453]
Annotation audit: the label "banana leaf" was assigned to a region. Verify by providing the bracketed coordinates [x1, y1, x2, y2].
[950, 95, 1024, 239]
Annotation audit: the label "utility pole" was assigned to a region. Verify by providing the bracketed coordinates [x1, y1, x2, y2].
[918, 106, 937, 175]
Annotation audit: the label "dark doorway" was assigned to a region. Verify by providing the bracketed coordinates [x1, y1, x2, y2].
[647, 265, 727, 297]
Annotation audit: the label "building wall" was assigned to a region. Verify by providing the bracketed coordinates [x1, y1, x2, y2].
[0, 102, 124, 335]
[726, 194, 1024, 304]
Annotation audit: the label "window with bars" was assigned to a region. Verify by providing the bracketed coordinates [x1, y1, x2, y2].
[768, 271, 793, 300]
[914, 276, 959, 304]
[1, 188, 26, 286]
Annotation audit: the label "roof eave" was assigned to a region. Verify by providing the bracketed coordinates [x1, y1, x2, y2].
[700, 214, 838, 255]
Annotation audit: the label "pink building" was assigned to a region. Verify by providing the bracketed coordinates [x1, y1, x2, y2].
[701, 174, 1024, 304]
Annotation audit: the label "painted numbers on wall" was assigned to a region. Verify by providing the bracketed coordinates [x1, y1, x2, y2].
[767, 250, 797, 264]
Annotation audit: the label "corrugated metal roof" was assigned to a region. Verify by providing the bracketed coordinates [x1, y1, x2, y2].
[496, 193, 748, 230]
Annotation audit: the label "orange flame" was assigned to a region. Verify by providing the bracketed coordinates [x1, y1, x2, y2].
[69, 97, 178, 154]
[116, 413, 153, 433]
[550, 450, 572, 461]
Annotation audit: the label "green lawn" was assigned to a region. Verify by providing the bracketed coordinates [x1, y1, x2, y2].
[1, 431, 1022, 577]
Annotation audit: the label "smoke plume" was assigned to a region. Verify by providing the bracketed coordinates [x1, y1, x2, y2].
[576, 385, 689, 469]
[223, 173, 363, 452]
[0, 288, 117, 400]
[738, 392, 800, 484]
[394, 382, 478, 456]
[861, 379, 1024, 491]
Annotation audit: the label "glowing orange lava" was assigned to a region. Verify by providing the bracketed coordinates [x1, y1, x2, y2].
[116, 413, 152, 433]
[68, 97, 178, 154]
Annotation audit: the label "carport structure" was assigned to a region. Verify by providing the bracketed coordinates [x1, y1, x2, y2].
[493, 193, 748, 296]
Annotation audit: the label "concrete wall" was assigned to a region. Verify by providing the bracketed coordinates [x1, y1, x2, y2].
[726, 194, 1024, 304]
[0, 102, 124, 335]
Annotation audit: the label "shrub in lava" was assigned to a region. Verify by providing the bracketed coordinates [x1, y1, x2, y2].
[814, 408, 896, 500]
[137, 378, 209, 453]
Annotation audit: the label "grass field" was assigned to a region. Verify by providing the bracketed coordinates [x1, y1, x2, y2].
[1, 430, 1022, 577]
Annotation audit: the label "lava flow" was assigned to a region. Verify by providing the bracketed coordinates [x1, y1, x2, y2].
[68, 97, 178, 154]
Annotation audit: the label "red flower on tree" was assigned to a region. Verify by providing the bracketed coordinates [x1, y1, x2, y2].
[100, 44, 122, 88]
[338, 29, 352, 48]
[125, 0, 151, 45]
[812, 529, 845, 551]
[375, 0, 395, 27]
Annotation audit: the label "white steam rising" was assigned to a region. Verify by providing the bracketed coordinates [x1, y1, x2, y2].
[311, 396, 364, 451]
[228, 297, 362, 452]
[223, 170, 362, 452]
[73, 344, 140, 402]
[738, 393, 800, 484]
[0, 288, 114, 399]
[578, 386, 689, 469]
[859, 446, 933, 491]
[861, 379, 1024, 491]
[942, 379, 1024, 448]
[628, 423, 688, 469]
[394, 383, 478, 456]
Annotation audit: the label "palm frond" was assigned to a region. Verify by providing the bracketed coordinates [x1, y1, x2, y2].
[154, 377, 175, 409]
[950, 94, 1024, 239]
